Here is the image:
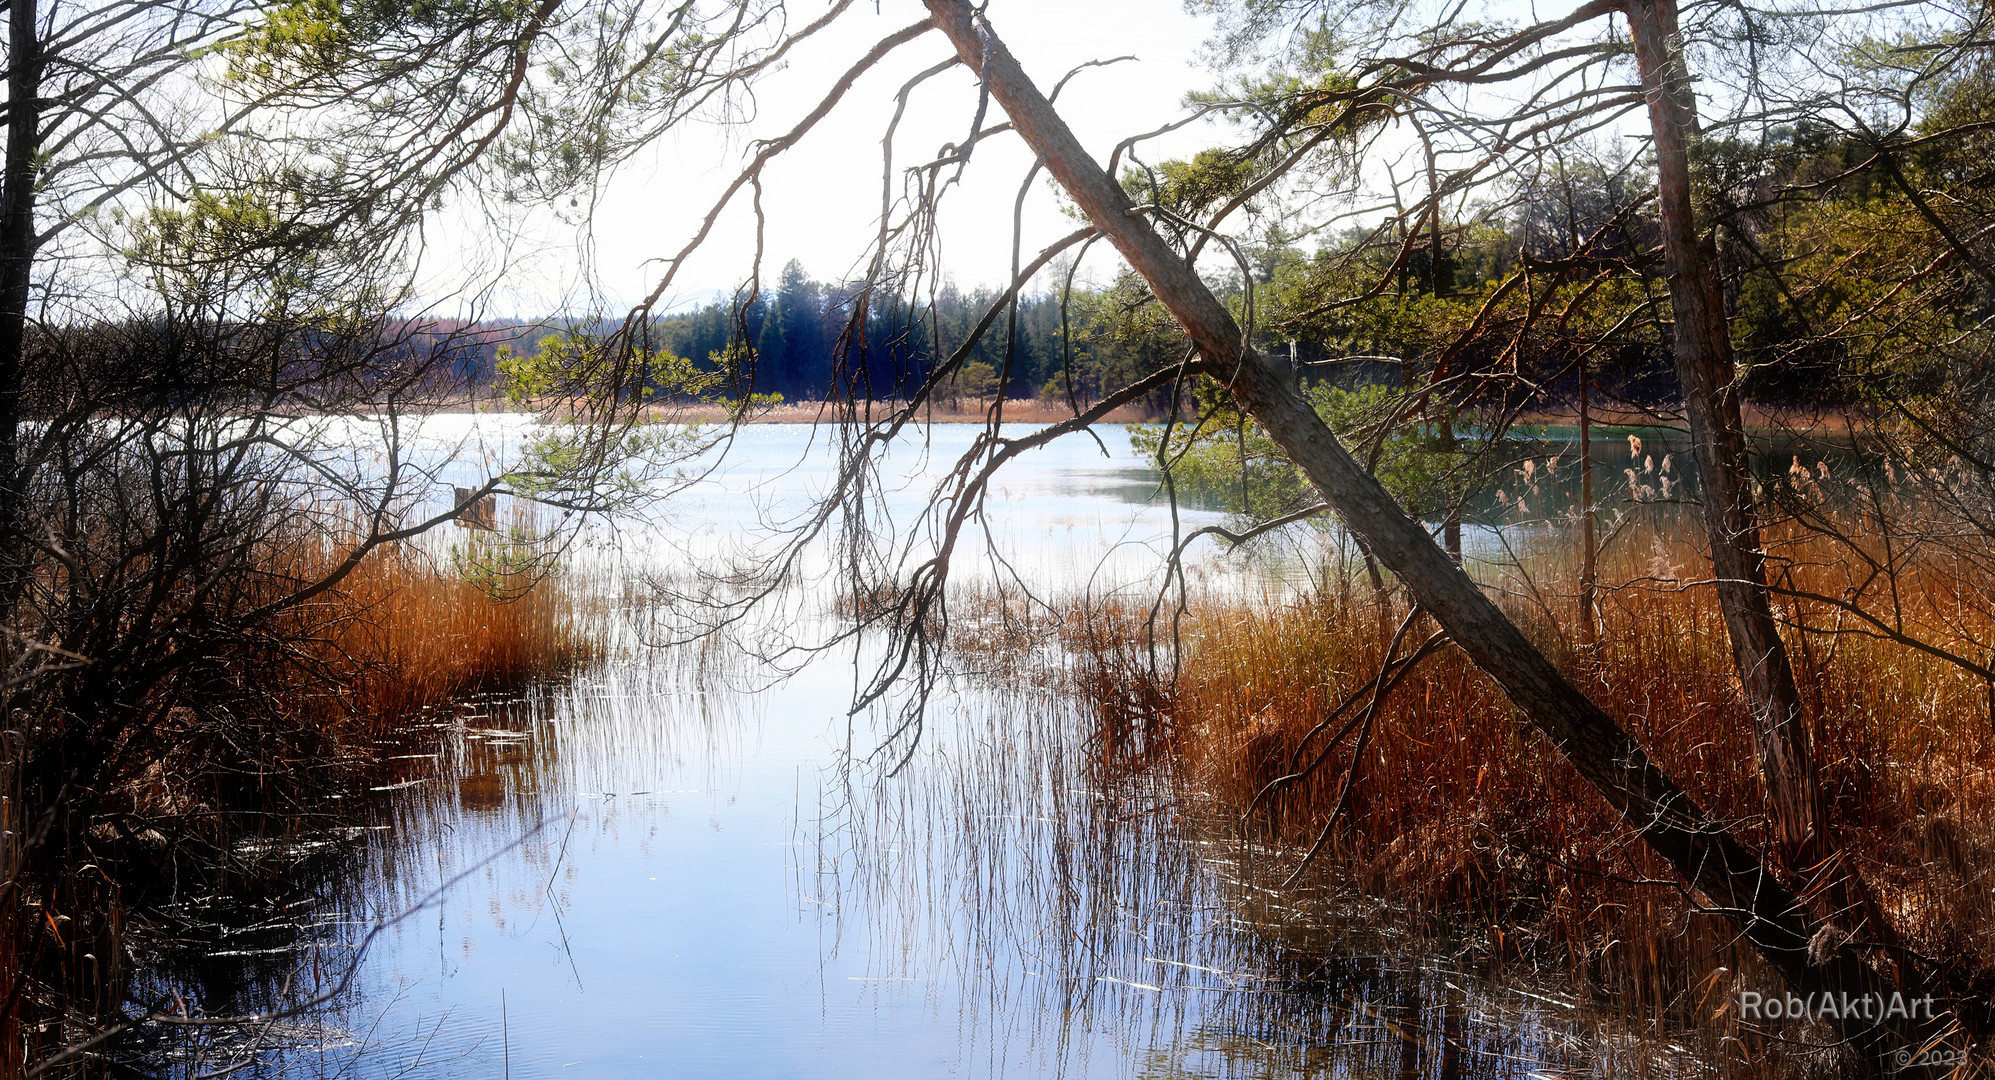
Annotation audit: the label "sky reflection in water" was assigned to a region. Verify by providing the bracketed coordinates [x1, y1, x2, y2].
[151, 422, 1661, 1079]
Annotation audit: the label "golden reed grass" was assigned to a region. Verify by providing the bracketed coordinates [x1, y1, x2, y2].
[296, 536, 602, 728]
[1054, 508, 1995, 1042]
[3, 516, 601, 1072]
[99, 524, 603, 831]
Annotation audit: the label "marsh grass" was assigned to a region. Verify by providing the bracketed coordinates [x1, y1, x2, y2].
[15, 515, 605, 1076]
[106, 520, 606, 830]
[821, 664, 1682, 1079]
[1011, 508, 1995, 1069]
[299, 533, 605, 728]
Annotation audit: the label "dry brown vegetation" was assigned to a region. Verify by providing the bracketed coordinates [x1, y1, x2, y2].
[1049, 510, 1995, 1056]
[91, 531, 605, 875]
[295, 537, 603, 726]
[7, 526, 601, 1072]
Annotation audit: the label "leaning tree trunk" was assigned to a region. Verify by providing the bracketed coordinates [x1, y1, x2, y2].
[921, 0, 1940, 1062]
[1623, 0, 1824, 868]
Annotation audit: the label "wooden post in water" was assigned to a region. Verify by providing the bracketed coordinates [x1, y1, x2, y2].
[454, 487, 498, 531]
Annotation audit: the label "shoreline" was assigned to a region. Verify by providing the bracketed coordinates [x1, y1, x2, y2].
[446, 396, 1168, 425]
[445, 394, 1873, 435]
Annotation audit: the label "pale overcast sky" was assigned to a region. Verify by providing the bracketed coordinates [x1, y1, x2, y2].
[423, 0, 1658, 320]
[429, 0, 1230, 317]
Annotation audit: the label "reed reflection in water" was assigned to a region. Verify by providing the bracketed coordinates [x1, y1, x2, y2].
[119, 422, 1726, 1078]
[127, 612, 1694, 1079]
[818, 665, 1707, 1080]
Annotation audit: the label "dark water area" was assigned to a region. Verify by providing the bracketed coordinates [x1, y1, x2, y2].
[115, 422, 1721, 1078]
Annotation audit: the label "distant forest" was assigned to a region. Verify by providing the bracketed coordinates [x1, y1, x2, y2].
[462, 258, 1228, 410]
[470, 248, 1604, 412]
[471, 118, 1985, 418]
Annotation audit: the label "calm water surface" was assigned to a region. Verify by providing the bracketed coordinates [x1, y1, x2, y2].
[135, 422, 1672, 1079]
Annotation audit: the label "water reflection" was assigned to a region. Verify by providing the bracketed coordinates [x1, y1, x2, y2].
[122, 640, 1699, 1078]
[117, 423, 1736, 1078]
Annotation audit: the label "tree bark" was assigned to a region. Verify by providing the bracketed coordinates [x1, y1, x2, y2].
[922, 0, 1934, 1059]
[1623, 0, 1823, 866]
[0, 0, 41, 620]
[0, 4, 39, 1065]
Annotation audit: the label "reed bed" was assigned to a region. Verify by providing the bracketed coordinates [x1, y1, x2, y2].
[1035, 508, 1995, 1063]
[109, 524, 606, 826]
[13, 517, 605, 1075]
[295, 535, 605, 728]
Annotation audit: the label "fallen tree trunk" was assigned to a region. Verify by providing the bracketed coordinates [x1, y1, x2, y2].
[922, 0, 1944, 1062]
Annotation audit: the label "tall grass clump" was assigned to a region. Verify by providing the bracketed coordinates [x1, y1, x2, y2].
[1059, 504, 1995, 1056]
[296, 533, 604, 726]
[104, 520, 606, 846]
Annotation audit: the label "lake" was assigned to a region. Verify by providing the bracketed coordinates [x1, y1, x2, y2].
[127, 420, 1690, 1079]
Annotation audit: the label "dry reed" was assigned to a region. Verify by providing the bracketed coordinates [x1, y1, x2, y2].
[1046, 507, 1995, 1062]
[296, 535, 604, 729]
[14, 520, 604, 1073]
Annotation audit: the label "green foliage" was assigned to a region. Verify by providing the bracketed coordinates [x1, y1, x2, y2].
[502, 417, 715, 508]
[498, 331, 720, 406]
[225, 0, 546, 82]
[495, 330, 784, 509]
[449, 519, 563, 600]
[121, 184, 365, 324]
[226, 0, 354, 80]
[947, 360, 998, 404]
[1131, 382, 1459, 531]
[1126, 149, 1261, 218]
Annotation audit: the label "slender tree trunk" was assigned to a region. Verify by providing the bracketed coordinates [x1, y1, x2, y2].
[923, 0, 1933, 1060]
[1360, 540, 1392, 637]
[1419, 120, 1462, 563]
[0, 0, 41, 621]
[1623, 0, 1823, 866]
[1579, 355, 1597, 647]
[1236, 411, 1248, 514]
[0, 0, 35, 1050]
[1439, 415, 1461, 563]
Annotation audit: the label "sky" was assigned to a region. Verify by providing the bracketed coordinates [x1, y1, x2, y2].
[429, 0, 1233, 318]
[420, 0, 1683, 321]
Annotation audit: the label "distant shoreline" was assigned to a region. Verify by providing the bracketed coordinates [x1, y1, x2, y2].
[453, 396, 1168, 425]
[658, 399, 1168, 425]
[451, 394, 1867, 434]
